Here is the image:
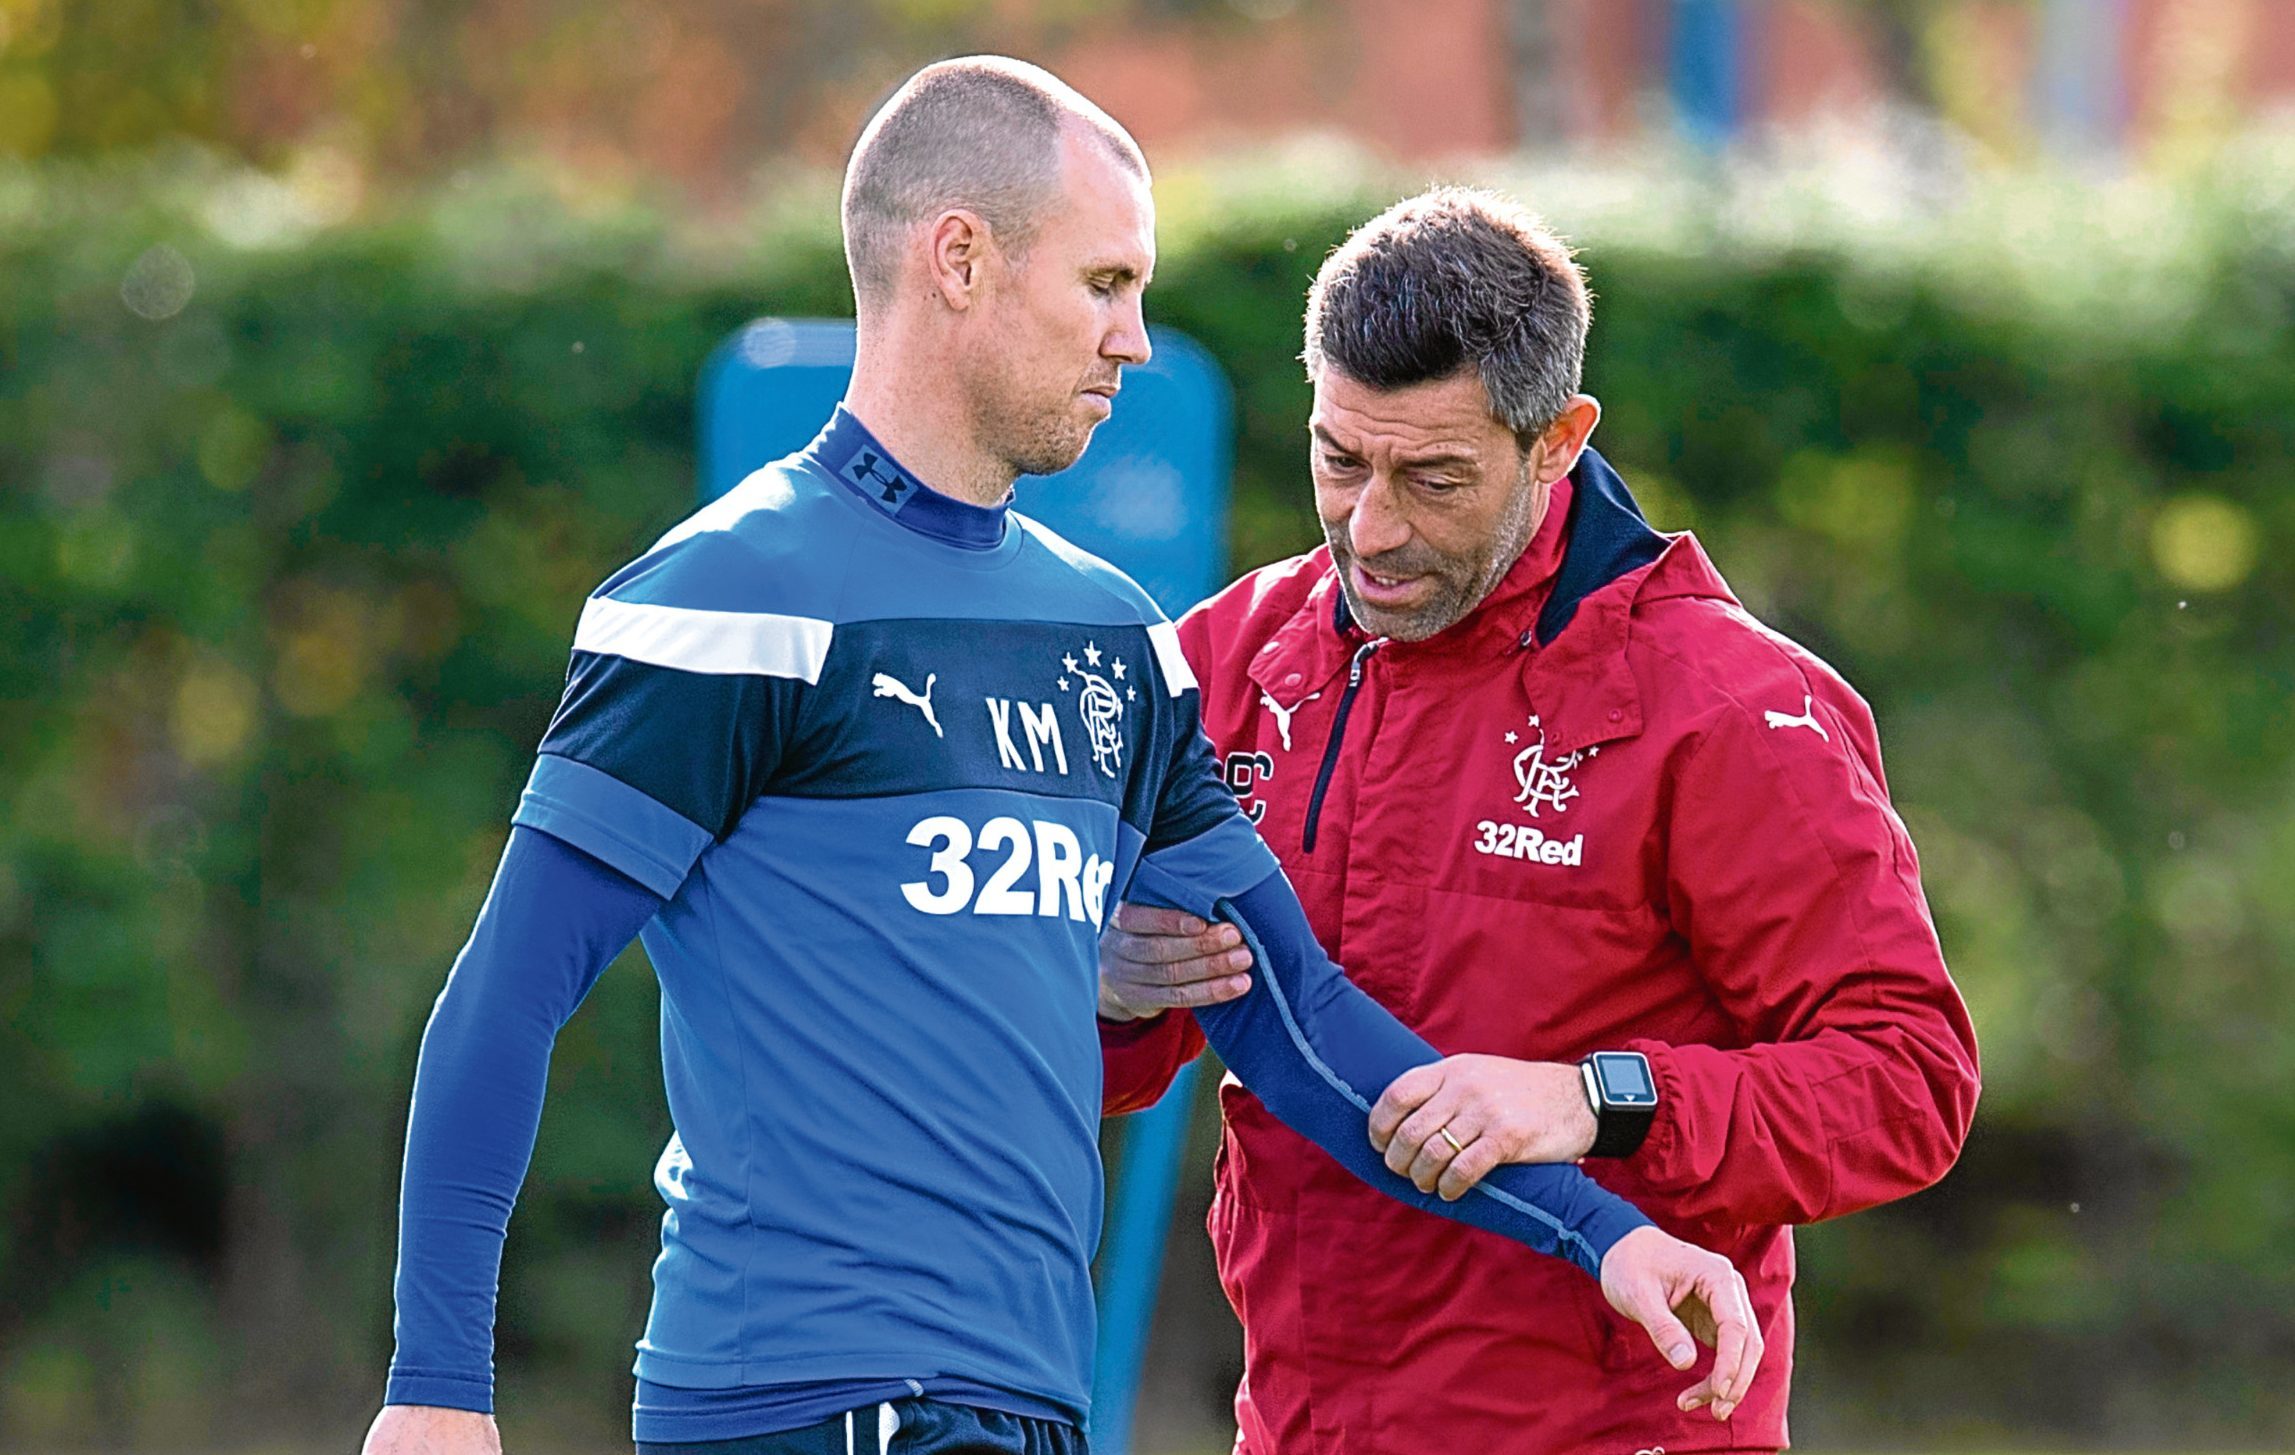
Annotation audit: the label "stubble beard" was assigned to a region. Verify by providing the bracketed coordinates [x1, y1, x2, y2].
[966, 355, 1096, 481]
[1000, 405, 1094, 478]
[1326, 459, 1544, 643]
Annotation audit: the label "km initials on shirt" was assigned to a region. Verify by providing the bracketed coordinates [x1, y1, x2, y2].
[986, 697, 1069, 775]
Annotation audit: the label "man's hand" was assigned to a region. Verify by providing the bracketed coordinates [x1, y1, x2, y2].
[1599, 1225, 1764, 1421]
[1097, 903, 1253, 1022]
[360, 1405, 502, 1455]
[1367, 1054, 1596, 1197]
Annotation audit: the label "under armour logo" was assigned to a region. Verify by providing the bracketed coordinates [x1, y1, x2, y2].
[848, 451, 908, 504]
[1763, 695, 1830, 741]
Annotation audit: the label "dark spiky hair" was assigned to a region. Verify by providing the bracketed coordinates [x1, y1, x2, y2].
[1304, 187, 1590, 441]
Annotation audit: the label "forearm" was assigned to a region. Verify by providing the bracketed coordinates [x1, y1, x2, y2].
[1628, 1004, 1980, 1226]
[1650, 693, 1983, 1225]
[386, 827, 662, 1408]
[1128, 856, 1649, 1278]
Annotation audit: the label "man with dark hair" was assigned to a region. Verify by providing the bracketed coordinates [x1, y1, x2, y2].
[1101, 187, 1981, 1454]
[361, 74, 1761, 1455]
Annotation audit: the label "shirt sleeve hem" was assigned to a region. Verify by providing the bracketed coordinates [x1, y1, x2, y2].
[512, 753, 709, 899]
[1575, 1198, 1656, 1273]
[1141, 813, 1281, 903]
[384, 1368, 493, 1413]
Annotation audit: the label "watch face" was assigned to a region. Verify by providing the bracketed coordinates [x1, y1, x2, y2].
[1592, 1052, 1657, 1106]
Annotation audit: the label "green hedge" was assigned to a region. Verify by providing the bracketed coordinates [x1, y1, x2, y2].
[4, 146, 2293, 1445]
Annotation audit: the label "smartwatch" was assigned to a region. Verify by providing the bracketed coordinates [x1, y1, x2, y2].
[1579, 1051, 1659, 1159]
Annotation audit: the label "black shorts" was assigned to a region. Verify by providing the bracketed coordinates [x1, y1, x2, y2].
[637, 1398, 1087, 1455]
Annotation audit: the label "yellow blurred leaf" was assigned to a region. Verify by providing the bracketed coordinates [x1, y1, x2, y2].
[0, 71, 57, 156]
[171, 657, 258, 767]
[196, 407, 272, 493]
[2151, 493, 2258, 592]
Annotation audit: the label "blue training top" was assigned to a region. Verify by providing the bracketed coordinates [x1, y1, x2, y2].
[383, 409, 1651, 1443]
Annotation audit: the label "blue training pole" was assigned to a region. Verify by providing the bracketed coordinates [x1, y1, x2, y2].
[1669, 0, 1742, 149]
[1089, 1059, 1202, 1455]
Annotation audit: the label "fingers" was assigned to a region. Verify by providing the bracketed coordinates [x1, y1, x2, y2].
[1108, 902, 1217, 940]
[1600, 1232, 1699, 1372]
[1099, 908, 1254, 1016]
[1705, 1305, 1748, 1419]
[1372, 1076, 1458, 1181]
[1108, 967, 1254, 1013]
[1435, 1135, 1503, 1201]
[1393, 1100, 1477, 1192]
[1677, 1371, 1720, 1415]
[1401, 1126, 1454, 1192]
[1708, 1265, 1763, 1415]
[1103, 925, 1247, 970]
[1670, 1260, 1762, 1422]
[1633, 1295, 1698, 1372]
[1366, 1063, 1444, 1152]
[1369, 1069, 1479, 1195]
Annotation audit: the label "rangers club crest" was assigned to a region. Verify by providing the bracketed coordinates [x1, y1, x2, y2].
[1058, 640, 1132, 779]
[1506, 714, 1593, 817]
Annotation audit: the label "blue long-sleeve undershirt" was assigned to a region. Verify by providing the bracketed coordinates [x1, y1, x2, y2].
[1126, 858, 1651, 1279]
[385, 827, 663, 1411]
[387, 827, 1650, 1414]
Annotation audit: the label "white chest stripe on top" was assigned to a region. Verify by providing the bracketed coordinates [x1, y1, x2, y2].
[1146, 621, 1197, 697]
[574, 597, 833, 682]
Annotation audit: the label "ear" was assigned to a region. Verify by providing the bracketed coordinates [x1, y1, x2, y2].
[924, 209, 993, 312]
[1530, 394, 1602, 486]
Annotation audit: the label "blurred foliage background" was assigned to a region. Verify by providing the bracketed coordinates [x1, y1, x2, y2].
[7, 0, 2295, 1450]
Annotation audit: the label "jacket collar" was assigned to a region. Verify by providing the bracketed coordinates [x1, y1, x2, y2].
[1537, 447, 1669, 644]
[1248, 447, 1738, 753]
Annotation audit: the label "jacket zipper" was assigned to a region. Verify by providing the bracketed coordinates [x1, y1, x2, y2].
[1301, 636, 1385, 854]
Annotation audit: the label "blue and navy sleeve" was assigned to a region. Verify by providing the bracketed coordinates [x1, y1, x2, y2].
[514, 529, 816, 896]
[386, 826, 665, 1410]
[1133, 662, 1652, 1279]
[390, 528, 822, 1409]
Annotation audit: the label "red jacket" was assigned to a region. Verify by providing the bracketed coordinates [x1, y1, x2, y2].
[1103, 451, 1979, 1455]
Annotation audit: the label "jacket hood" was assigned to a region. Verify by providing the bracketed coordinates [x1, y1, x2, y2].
[1537, 446, 1669, 642]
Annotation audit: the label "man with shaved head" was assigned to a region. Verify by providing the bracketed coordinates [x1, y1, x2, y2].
[361, 61, 1758, 1455]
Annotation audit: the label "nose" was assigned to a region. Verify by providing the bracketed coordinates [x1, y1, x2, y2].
[1104, 292, 1150, 368]
[1348, 476, 1413, 560]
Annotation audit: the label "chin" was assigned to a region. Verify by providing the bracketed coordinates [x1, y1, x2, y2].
[1339, 584, 1458, 643]
[1358, 609, 1440, 643]
[1012, 424, 1095, 478]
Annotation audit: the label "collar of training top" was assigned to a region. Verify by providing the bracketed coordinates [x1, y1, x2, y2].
[808, 406, 1013, 551]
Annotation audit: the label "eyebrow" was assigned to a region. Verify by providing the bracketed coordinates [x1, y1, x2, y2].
[1084, 260, 1148, 286]
[1310, 425, 1477, 469]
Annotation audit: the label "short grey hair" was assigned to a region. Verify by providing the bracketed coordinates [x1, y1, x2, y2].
[1304, 187, 1591, 443]
[841, 56, 1147, 314]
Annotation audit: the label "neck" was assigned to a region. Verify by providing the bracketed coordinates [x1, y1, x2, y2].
[843, 321, 1015, 507]
[1461, 469, 1556, 615]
